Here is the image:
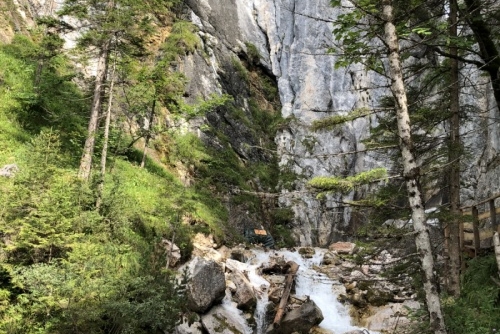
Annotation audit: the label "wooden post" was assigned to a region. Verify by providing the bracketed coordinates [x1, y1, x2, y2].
[472, 206, 480, 255]
[459, 208, 465, 272]
[273, 261, 299, 328]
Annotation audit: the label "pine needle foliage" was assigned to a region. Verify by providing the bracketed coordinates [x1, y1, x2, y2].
[308, 167, 387, 194]
[311, 107, 371, 131]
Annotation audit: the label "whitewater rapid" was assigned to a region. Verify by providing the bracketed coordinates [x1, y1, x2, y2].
[224, 248, 377, 334]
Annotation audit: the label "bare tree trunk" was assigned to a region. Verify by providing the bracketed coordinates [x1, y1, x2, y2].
[78, 39, 110, 181]
[140, 98, 156, 168]
[494, 232, 500, 278]
[382, 1, 447, 333]
[447, 0, 461, 297]
[96, 56, 117, 210]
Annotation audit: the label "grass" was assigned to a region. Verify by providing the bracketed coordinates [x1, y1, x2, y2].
[0, 49, 31, 164]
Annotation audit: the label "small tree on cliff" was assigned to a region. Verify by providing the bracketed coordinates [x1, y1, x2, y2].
[321, 0, 447, 332]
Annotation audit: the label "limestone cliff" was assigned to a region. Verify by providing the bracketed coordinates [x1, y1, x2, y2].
[183, 0, 500, 246]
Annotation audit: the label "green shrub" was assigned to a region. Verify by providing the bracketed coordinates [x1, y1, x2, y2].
[443, 255, 500, 334]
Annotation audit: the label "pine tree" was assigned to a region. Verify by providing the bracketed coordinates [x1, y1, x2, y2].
[328, 1, 447, 331]
[58, 0, 179, 180]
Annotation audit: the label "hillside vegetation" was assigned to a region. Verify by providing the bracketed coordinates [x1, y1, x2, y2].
[0, 21, 235, 334]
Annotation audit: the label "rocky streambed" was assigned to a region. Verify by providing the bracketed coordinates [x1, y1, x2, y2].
[170, 234, 420, 334]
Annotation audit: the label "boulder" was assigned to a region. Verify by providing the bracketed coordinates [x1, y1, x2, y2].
[229, 270, 257, 311]
[192, 233, 223, 262]
[329, 242, 357, 255]
[361, 300, 420, 333]
[298, 247, 315, 258]
[201, 305, 250, 334]
[0, 164, 18, 178]
[322, 252, 341, 265]
[228, 245, 253, 263]
[162, 239, 181, 268]
[174, 319, 204, 334]
[185, 257, 226, 313]
[267, 300, 324, 334]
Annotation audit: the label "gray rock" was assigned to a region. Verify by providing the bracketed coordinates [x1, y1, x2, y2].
[185, 257, 226, 313]
[174, 319, 203, 334]
[0, 164, 18, 178]
[322, 251, 341, 265]
[267, 300, 324, 334]
[229, 270, 257, 311]
[201, 305, 249, 334]
[362, 300, 420, 332]
[329, 242, 357, 255]
[162, 239, 181, 268]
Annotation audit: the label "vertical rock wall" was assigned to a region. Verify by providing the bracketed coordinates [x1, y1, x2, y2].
[184, 0, 389, 245]
[184, 0, 500, 246]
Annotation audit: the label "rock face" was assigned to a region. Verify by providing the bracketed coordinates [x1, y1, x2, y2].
[185, 257, 226, 313]
[183, 0, 500, 246]
[268, 300, 324, 334]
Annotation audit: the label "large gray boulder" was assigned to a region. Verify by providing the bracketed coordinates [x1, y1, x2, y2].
[268, 300, 324, 334]
[201, 305, 249, 334]
[185, 257, 226, 313]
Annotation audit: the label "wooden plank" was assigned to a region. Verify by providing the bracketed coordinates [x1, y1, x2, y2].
[472, 206, 481, 255]
[273, 261, 299, 328]
[462, 206, 500, 221]
[461, 192, 500, 210]
[462, 229, 494, 242]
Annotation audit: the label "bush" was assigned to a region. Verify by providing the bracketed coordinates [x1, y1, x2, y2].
[443, 255, 500, 334]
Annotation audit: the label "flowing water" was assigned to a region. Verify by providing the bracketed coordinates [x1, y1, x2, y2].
[232, 248, 378, 334]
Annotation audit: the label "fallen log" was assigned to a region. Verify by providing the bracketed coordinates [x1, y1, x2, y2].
[272, 261, 299, 328]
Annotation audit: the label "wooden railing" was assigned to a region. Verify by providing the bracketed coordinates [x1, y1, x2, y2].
[460, 193, 500, 255]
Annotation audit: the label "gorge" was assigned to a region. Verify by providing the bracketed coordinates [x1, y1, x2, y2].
[1, 0, 500, 333]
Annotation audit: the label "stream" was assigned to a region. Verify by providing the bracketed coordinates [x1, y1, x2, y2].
[223, 248, 378, 334]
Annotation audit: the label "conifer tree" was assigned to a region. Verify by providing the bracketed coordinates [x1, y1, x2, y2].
[58, 0, 178, 180]
[327, 1, 447, 331]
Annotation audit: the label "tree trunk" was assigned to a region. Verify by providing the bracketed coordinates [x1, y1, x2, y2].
[463, 0, 500, 110]
[272, 261, 299, 328]
[494, 232, 500, 278]
[78, 39, 110, 181]
[447, 0, 461, 297]
[96, 56, 116, 210]
[381, 1, 447, 333]
[140, 98, 156, 168]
